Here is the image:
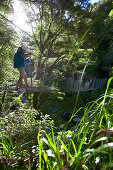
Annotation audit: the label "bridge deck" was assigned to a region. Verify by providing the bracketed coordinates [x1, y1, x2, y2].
[0, 86, 58, 93]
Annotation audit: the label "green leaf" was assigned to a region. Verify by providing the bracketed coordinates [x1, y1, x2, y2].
[37, 131, 43, 170]
[50, 123, 56, 148]
[59, 138, 72, 160]
[71, 139, 78, 155]
[109, 9, 113, 18]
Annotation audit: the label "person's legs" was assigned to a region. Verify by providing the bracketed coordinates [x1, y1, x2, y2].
[15, 68, 23, 89]
[21, 68, 28, 88]
[15, 78, 22, 89]
[24, 72, 28, 88]
[15, 68, 28, 90]
[16, 68, 25, 89]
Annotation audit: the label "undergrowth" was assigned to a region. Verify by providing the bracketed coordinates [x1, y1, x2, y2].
[0, 78, 113, 169]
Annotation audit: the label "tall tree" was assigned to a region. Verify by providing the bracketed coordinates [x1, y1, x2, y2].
[21, 0, 90, 79]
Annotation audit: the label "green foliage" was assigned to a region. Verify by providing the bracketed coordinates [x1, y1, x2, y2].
[0, 135, 16, 158]
[1, 78, 113, 169]
[0, 18, 17, 83]
[87, 0, 113, 77]
[36, 77, 113, 169]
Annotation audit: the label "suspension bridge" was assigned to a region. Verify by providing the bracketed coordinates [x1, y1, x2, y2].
[0, 13, 108, 94]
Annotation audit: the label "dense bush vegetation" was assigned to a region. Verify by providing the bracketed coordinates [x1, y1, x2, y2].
[0, 0, 113, 169]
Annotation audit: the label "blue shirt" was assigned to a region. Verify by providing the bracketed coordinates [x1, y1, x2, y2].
[14, 50, 25, 68]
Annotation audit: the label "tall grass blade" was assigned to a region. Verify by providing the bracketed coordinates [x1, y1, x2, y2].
[45, 133, 56, 153]
[94, 24, 113, 52]
[59, 138, 72, 160]
[73, 59, 89, 114]
[50, 123, 56, 147]
[43, 152, 52, 169]
[64, 107, 82, 133]
[71, 139, 78, 155]
[0, 143, 9, 155]
[77, 122, 91, 153]
[56, 137, 62, 166]
[44, 132, 62, 167]
[97, 77, 113, 127]
[101, 77, 113, 110]
[37, 131, 43, 170]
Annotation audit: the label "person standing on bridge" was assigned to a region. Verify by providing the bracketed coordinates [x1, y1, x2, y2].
[14, 46, 32, 90]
